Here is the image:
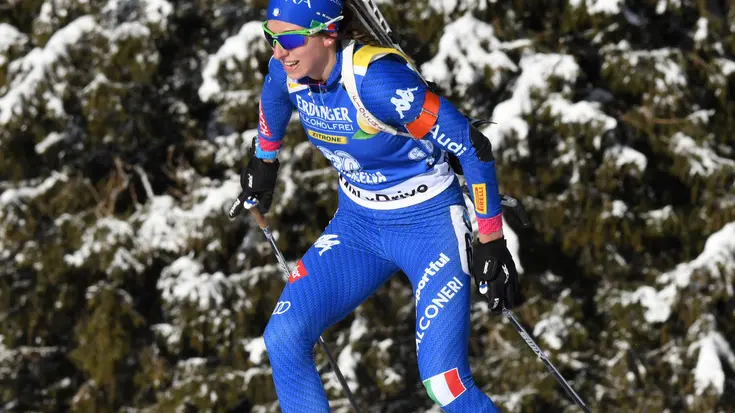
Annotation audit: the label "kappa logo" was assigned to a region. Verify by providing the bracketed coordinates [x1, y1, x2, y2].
[289, 260, 309, 284]
[272, 301, 291, 315]
[391, 87, 419, 119]
[315, 234, 340, 256]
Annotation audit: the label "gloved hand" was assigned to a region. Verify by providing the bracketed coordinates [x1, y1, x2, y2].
[239, 142, 279, 214]
[472, 237, 521, 314]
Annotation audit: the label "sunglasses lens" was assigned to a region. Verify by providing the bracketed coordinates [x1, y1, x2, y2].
[274, 33, 308, 50]
[263, 30, 276, 46]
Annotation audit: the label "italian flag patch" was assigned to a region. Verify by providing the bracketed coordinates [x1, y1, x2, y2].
[423, 368, 466, 407]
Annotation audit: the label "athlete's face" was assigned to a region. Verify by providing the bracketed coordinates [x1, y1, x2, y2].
[266, 20, 336, 81]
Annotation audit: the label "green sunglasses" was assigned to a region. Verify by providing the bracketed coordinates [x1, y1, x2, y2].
[262, 16, 343, 50]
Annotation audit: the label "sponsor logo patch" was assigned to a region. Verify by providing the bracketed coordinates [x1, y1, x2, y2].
[340, 176, 427, 201]
[391, 87, 419, 119]
[472, 184, 487, 214]
[259, 101, 272, 138]
[296, 95, 354, 133]
[315, 234, 340, 256]
[272, 301, 291, 315]
[289, 0, 311, 8]
[289, 259, 309, 284]
[317, 147, 361, 173]
[308, 130, 347, 144]
[415, 253, 450, 303]
[415, 276, 465, 353]
[429, 124, 467, 156]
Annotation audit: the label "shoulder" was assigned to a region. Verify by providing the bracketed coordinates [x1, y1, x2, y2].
[350, 44, 417, 78]
[357, 54, 428, 125]
[354, 47, 424, 94]
[264, 56, 288, 89]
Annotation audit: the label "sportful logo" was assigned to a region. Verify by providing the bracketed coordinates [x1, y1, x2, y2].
[272, 301, 291, 315]
[415, 253, 451, 303]
[315, 234, 340, 256]
[391, 87, 419, 119]
[289, 259, 308, 284]
[461, 209, 473, 272]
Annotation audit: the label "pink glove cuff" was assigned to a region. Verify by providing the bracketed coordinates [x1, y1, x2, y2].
[477, 213, 503, 234]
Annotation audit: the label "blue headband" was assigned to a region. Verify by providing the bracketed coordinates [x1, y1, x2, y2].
[267, 0, 343, 30]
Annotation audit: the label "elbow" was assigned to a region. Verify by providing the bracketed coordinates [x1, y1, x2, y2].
[469, 124, 495, 162]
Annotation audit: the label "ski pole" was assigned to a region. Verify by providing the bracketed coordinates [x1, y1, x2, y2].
[229, 194, 362, 413]
[477, 195, 590, 410]
[502, 308, 591, 412]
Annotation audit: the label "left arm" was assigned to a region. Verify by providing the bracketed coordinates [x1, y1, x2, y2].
[360, 57, 503, 242]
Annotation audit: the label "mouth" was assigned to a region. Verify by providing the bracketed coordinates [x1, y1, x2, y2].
[283, 60, 299, 70]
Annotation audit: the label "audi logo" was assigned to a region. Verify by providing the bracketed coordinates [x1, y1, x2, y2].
[272, 301, 291, 315]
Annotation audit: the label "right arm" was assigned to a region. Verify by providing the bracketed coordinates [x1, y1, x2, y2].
[256, 57, 292, 160]
[237, 58, 291, 214]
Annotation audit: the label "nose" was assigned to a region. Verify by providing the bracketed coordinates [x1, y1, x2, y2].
[272, 42, 288, 59]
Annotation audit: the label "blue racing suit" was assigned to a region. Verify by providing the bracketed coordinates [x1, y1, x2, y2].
[258, 42, 503, 412]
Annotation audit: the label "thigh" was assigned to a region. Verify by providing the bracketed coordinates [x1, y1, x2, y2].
[391, 204, 474, 372]
[267, 209, 399, 344]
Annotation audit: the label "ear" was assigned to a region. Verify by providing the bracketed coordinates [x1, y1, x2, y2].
[323, 33, 337, 47]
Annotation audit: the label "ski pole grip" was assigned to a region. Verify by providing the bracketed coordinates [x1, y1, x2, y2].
[500, 195, 532, 228]
[228, 191, 266, 230]
[249, 205, 267, 230]
[228, 191, 248, 219]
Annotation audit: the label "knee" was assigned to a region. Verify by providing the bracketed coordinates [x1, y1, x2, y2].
[263, 308, 313, 360]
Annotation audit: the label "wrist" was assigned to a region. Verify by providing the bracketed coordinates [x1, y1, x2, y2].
[478, 230, 503, 244]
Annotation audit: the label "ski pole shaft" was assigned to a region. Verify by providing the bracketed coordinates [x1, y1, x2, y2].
[502, 308, 592, 413]
[242, 199, 362, 413]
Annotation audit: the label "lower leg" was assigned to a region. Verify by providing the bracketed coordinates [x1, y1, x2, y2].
[264, 319, 331, 412]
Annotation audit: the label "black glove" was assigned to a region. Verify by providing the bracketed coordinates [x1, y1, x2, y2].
[473, 237, 521, 314]
[239, 144, 279, 214]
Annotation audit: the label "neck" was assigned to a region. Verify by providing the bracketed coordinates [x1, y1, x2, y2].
[308, 46, 337, 83]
